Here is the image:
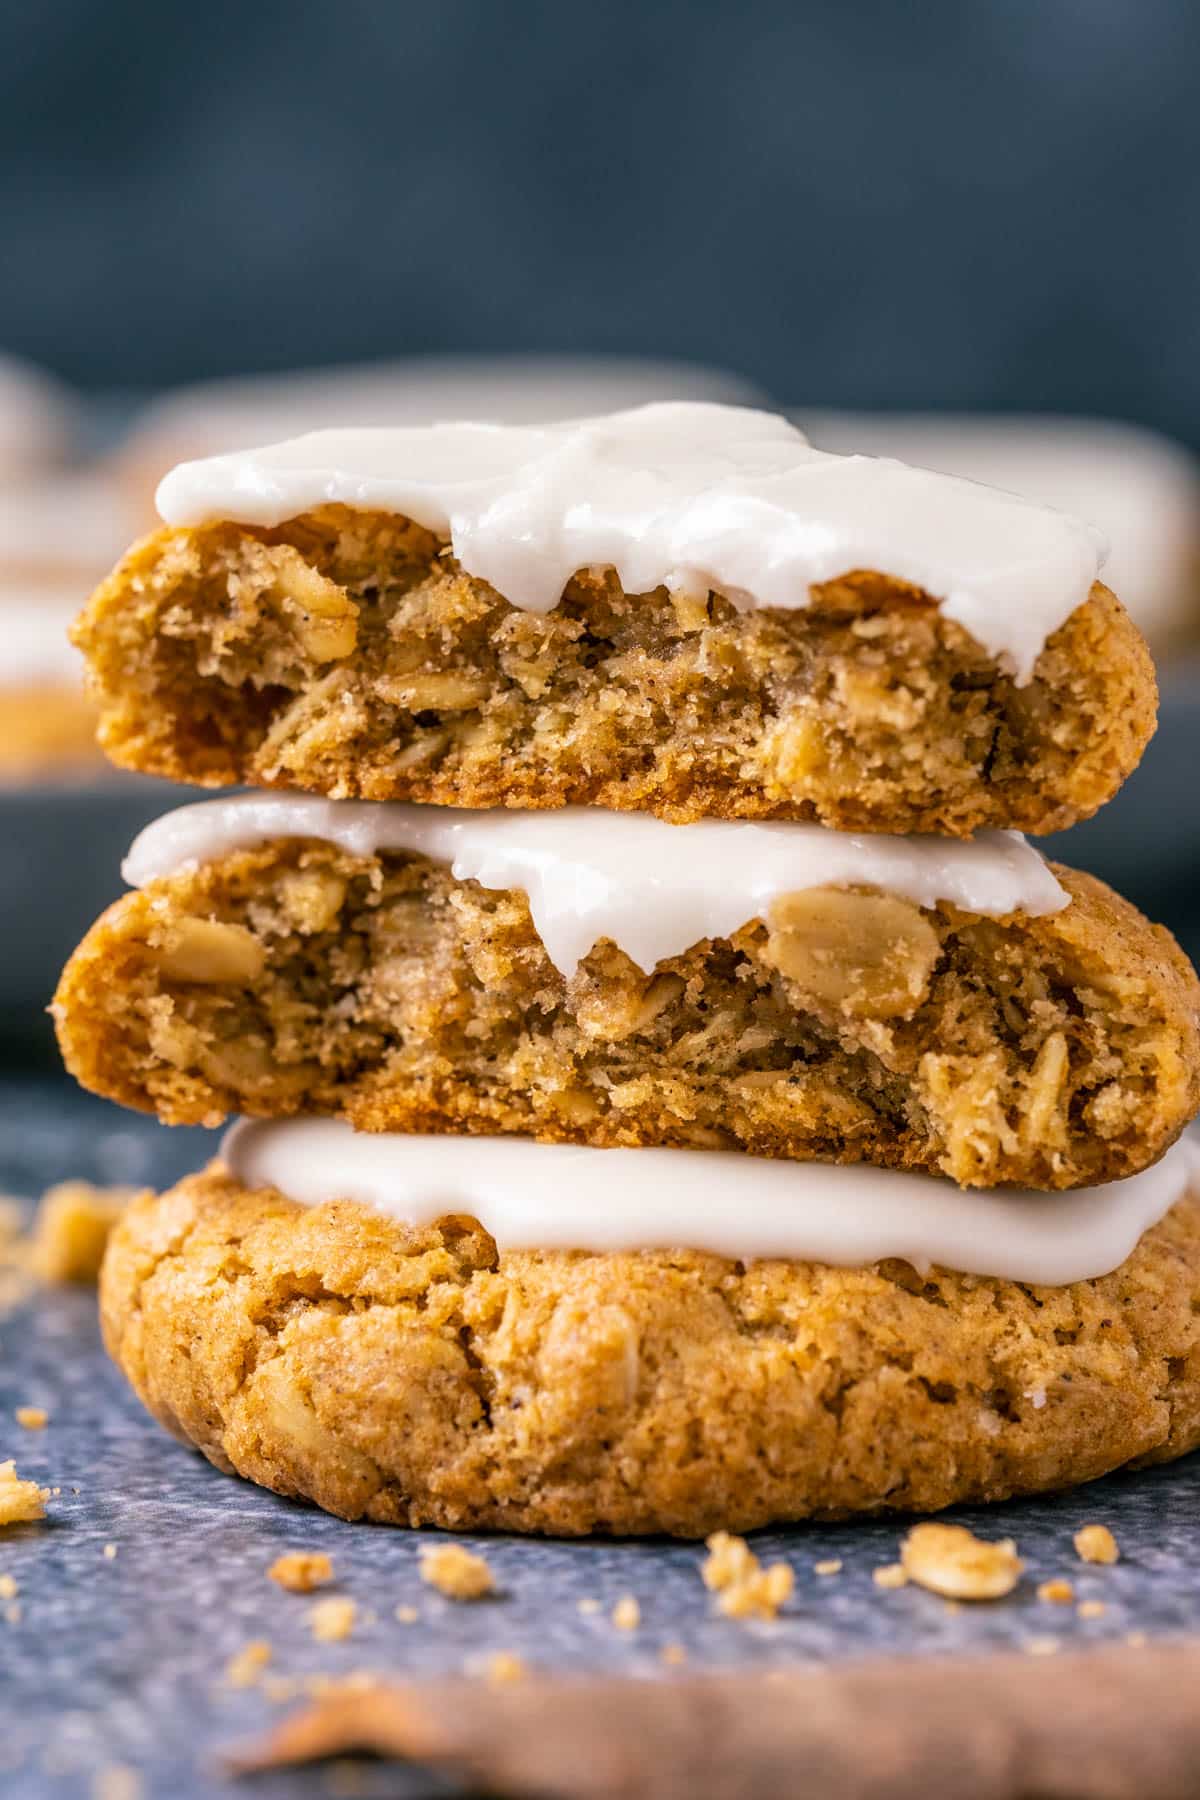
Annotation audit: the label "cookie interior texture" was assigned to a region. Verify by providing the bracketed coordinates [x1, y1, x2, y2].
[100, 1173, 1200, 1536]
[72, 508, 1156, 835]
[54, 841, 1200, 1190]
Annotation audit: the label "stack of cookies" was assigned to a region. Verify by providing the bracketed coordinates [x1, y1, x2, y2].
[55, 404, 1200, 1536]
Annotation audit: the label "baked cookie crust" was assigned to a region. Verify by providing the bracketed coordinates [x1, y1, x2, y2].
[72, 508, 1156, 835]
[54, 841, 1200, 1190]
[99, 1171, 1200, 1536]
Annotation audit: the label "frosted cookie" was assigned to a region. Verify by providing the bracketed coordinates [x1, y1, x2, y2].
[0, 352, 78, 476]
[99, 1154, 1200, 1535]
[0, 475, 142, 778]
[54, 799, 1200, 1190]
[802, 412, 1200, 652]
[73, 405, 1154, 836]
[0, 471, 141, 586]
[0, 582, 98, 779]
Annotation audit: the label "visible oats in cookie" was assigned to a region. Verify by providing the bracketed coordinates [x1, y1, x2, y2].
[96, 1174, 1200, 1536]
[74, 509, 1155, 838]
[56, 840, 1200, 1191]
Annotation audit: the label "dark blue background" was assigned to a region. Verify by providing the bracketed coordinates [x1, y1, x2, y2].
[2, 0, 1197, 439]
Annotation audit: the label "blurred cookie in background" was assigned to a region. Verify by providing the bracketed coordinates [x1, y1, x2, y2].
[798, 413, 1200, 658]
[0, 473, 141, 782]
[0, 350, 80, 478]
[111, 353, 769, 517]
[0, 583, 101, 779]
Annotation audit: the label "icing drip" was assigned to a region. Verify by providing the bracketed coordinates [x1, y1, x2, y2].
[123, 794, 1069, 979]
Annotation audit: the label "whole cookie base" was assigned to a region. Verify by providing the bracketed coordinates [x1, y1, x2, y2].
[101, 1168, 1200, 1537]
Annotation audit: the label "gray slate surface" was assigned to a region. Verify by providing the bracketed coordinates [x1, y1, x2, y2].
[1, 1075, 1199, 1800]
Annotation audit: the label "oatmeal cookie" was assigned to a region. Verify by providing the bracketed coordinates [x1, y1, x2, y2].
[99, 1170, 1200, 1536]
[71, 509, 1155, 835]
[0, 682, 101, 780]
[54, 841, 1200, 1189]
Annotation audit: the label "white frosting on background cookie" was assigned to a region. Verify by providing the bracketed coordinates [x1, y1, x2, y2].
[222, 1119, 1197, 1285]
[123, 794, 1068, 978]
[0, 585, 87, 685]
[0, 352, 78, 475]
[155, 403, 1106, 683]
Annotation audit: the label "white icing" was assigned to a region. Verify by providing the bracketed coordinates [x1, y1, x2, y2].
[123, 794, 1068, 979]
[221, 1120, 1198, 1285]
[0, 585, 87, 685]
[0, 474, 141, 575]
[155, 403, 1106, 684]
[800, 411, 1200, 645]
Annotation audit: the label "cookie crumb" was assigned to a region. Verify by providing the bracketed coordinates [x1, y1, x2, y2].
[1125, 1630, 1148, 1649]
[702, 1532, 794, 1620]
[91, 1765, 142, 1800]
[660, 1642, 687, 1666]
[483, 1651, 526, 1686]
[32, 1182, 136, 1284]
[261, 1674, 302, 1704]
[0, 1460, 49, 1526]
[3, 1601, 20, 1625]
[576, 1597, 602, 1616]
[269, 1551, 333, 1594]
[1025, 1636, 1060, 1657]
[103, 1543, 118, 1561]
[1037, 1578, 1075, 1605]
[225, 1640, 272, 1687]
[1074, 1524, 1119, 1565]
[814, 1558, 842, 1577]
[419, 1542, 494, 1601]
[900, 1523, 1023, 1601]
[0, 1574, 17, 1600]
[310, 1597, 357, 1643]
[394, 1604, 419, 1624]
[872, 1563, 908, 1590]
[611, 1594, 641, 1632]
[1077, 1599, 1107, 1620]
[14, 1407, 47, 1431]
